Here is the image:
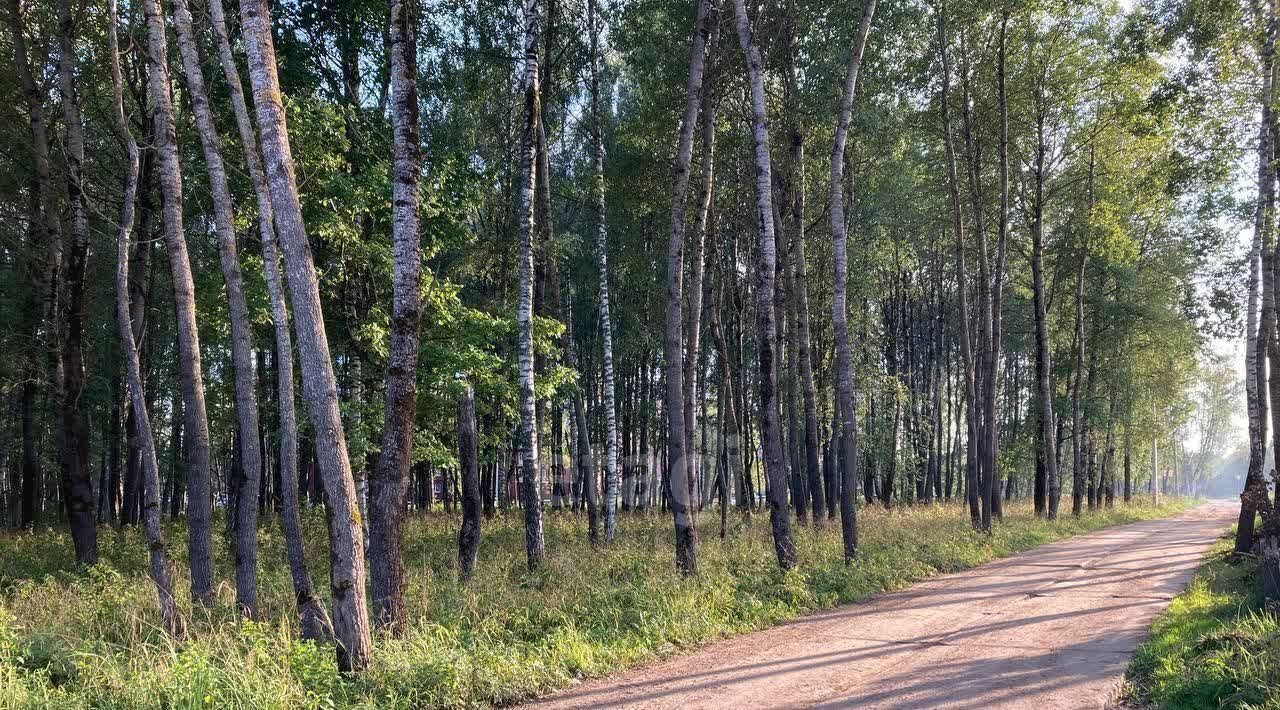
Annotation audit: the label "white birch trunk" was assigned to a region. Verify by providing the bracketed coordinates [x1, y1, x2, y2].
[666, 0, 716, 576]
[168, 0, 264, 618]
[107, 0, 183, 636]
[517, 0, 547, 570]
[237, 0, 372, 670]
[828, 0, 877, 561]
[141, 0, 216, 606]
[370, 0, 425, 631]
[589, 0, 620, 543]
[733, 0, 795, 570]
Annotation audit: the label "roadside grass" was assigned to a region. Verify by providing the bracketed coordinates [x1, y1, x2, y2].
[0, 499, 1190, 709]
[1124, 531, 1279, 710]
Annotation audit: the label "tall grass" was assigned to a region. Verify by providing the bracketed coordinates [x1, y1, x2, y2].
[0, 499, 1189, 709]
[1125, 533, 1279, 710]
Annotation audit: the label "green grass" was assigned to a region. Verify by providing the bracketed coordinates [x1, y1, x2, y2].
[1124, 531, 1280, 710]
[0, 499, 1190, 709]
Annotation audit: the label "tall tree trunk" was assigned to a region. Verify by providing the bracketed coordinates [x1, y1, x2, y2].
[370, 0, 424, 632]
[107, 0, 183, 636]
[457, 381, 481, 580]
[684, 15, 720, 512]
[53, 0, 97, 564]
[122, 152, 154, 529]
[958, 45, 995, 531]
[206, 0, 330, 640]
[7, 0, 61, 534]
[516, 0, 547, 570]
[1031, 84, 1059, 520]
[589, 0, 619, 543]
[985, 12, 1010, 526]
[536, 0, 565, 514]
[564, 310, 600, 544]
[1071, 156, 1094, 519]
[141, 0, 216, 606]
[789, 129, 824, 525]
[938, 9, 980, 529]
[169, 0, 263, 617]
[1242, 8, 1277, 554]
[1266, 43, 1280, 512]
[666, 0, 717, 576]
[829, 0, 877, 561]
[536, 22, 570, 514]
[734, 0, 796, 570]
[238, 0, 372, 670]
[775, 204, 800, 520]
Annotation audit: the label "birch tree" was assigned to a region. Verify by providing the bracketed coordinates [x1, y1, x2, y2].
[370, 0, 425, 631]
[237, 0, 372, 670]
[938, 6, 981, 529]
[589, 0, 619, 543]
[1030, 58, 1060, 519]
[684, 10, 720, 511]
[168, 0, 263, 617]
[828, 0, 877, 561]
[1239, 3, 1275, 555]
[786, 54, 823, 526]
[984, 10, 1011, 529]
[107, 0, 183, 636]
[516, 0, 547, 570]
[733, 0, 795, 569]
[206, 0, 331, 640]
[665, 0, 716, 576]
[141, 0, 216, 606]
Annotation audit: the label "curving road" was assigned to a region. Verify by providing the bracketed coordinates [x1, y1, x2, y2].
[523, 502, 1236, 710]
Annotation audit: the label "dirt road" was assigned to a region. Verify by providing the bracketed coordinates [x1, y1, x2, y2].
[523, 502, 1236, 709]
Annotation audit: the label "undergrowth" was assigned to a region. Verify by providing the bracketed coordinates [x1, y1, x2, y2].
[0, 499, 1190, 709]
[1124, 532, 1279, 710]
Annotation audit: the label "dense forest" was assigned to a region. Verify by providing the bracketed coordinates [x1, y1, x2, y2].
[0, 0, 1273, 687]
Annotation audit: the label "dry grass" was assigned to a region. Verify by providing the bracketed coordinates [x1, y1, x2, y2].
[0, 499, 1190, 709]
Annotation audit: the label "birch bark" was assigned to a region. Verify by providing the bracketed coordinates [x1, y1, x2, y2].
[733, 0, 795, 569]
[108, 0, 183, 635]
[828, 0, 877, 561]
[589, 0, 619, 543]
[516, 0, 547, 570]
[370, 0, 425, 631]
[237, 0, 372, 669]
[666, 0, 716, 575]
[169, 0, 263, 616]
[141, 0, 216, 605]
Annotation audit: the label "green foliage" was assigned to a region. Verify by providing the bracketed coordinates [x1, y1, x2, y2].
[0, 501, 1189, 709]
[1125, 534, 1280, 710]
